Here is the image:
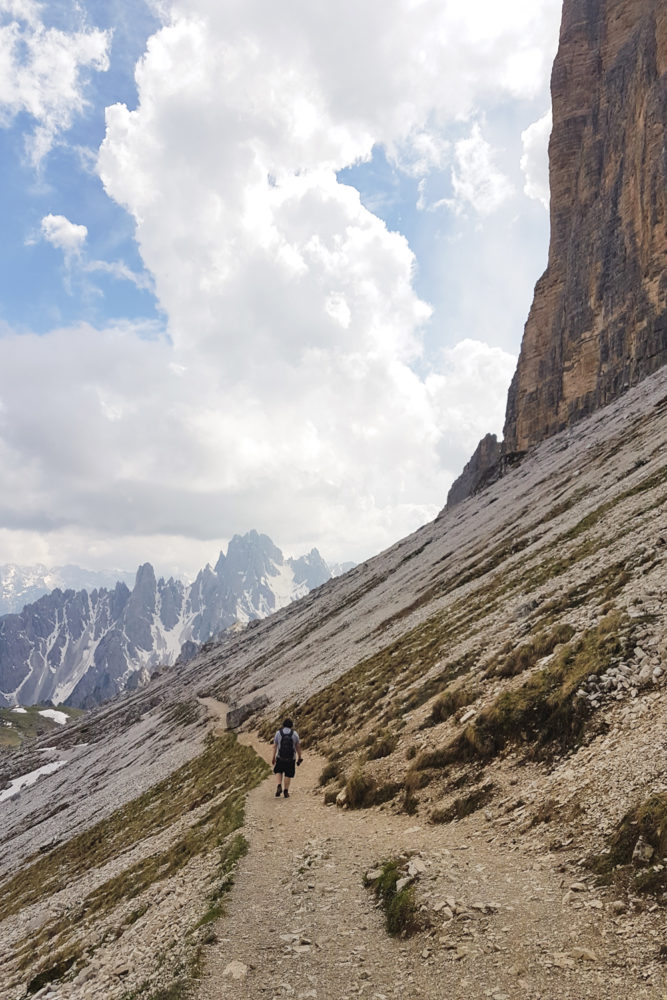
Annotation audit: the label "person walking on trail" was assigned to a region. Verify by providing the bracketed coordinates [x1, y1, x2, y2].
[273, 718, 302, 798]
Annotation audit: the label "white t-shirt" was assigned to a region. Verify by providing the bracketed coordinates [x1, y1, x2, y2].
[274, 727, 300, 757]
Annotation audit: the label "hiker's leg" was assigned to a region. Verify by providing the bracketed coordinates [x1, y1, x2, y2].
[284, 776, 291, 790]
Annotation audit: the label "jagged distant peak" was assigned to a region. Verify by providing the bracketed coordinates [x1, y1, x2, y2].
[0, 530, 353, 710]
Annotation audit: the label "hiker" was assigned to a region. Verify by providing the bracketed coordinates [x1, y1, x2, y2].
[272, 718, 302, 798]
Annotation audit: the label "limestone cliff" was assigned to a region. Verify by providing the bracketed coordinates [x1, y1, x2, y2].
[505, 0, 666, 453]
[448, 0, 666, 505]
[443, 434, 502, 509]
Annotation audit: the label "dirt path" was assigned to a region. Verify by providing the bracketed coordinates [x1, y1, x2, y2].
[195, 715, 665, 1000]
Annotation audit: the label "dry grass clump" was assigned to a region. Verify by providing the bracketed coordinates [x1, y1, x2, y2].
[485, 623, 575, 679]
[590, 793, 667, 872]
[415, 613, 632, 771]
[344, 767, 401, 810]
[318, 760, 342, 785]
[424, 684, 477, 728]
[588, 792, 667, 899]
[430, 782, 494, 824]
[365, 730, 398, 760]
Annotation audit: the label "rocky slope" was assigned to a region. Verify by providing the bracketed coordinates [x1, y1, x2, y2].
[0, 531, 336, 711]
[0, 366, 664, 1000]
[448, 0, 666, 505]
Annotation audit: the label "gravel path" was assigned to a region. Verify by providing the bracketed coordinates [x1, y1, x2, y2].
[195, 726, 665, 1000]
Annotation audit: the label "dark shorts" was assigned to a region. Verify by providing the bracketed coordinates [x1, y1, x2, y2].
[274, 757, 296, 778]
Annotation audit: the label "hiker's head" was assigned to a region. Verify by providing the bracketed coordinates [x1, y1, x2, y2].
[283, 718, 293, 729]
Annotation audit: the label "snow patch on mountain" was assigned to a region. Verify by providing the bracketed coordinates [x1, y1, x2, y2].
[0, 564, 135, 616]
[0, 760, 67, 802]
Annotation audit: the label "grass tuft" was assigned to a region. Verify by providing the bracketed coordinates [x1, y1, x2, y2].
[424, 684, 477, 727]
[589, 792, 667, 882]
[364, 859, 422, 936]
[344, 767, 401, 809]
[366, 731, 398, 760]
[430, 782, 494, 824]
[318, 760, 342, 785]
[484, 623, 575, 679]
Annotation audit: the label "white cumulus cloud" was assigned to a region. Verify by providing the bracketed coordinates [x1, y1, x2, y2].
[0, 0, 563, 570]
[41, 213, 88, 256]
[449, 124, 515, 216]
[0, 0, 110, 165]
[521, 109, 552, 210]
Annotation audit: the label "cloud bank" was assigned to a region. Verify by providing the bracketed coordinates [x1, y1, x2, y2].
[0, 0, 561, 572]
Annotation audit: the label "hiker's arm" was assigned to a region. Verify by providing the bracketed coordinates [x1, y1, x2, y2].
[296, 739, 303, 762]
[271, 740, 277, 766]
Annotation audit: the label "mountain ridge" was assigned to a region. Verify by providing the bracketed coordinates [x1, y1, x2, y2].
[0, 563, 136, 617]
[0, 531, 343, 710]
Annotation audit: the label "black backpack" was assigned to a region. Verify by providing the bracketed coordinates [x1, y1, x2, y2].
[278, 728, 295, 760]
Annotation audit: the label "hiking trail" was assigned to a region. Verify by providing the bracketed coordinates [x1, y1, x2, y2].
[194, 702, 665, 1000]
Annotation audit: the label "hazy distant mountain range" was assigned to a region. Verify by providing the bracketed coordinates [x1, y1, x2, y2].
[0, 531, 353, 710]
[0, 564, 137, 616]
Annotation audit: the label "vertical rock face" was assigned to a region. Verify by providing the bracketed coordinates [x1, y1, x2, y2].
[444, 434, 502, 509]
[504, 0, 666, 452]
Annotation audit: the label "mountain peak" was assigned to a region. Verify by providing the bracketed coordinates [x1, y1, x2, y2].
[0, 532, 347, 709]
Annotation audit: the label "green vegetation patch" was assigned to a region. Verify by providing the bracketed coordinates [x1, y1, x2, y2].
[484, 623, 575, 679]
[0, 733, 268, 921]
[82, 791, 250, 919]
[416, 613, 632, 769]
[261, 462, 661, 788]
[364, 859, 422, 936]
[0, 704, 85, 749]
[263, 605, 491, 753]
[196, 833, 249, 926]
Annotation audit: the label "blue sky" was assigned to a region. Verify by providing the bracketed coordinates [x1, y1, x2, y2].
[0, 0, 561, 577]
[0, 0, 158, 332]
